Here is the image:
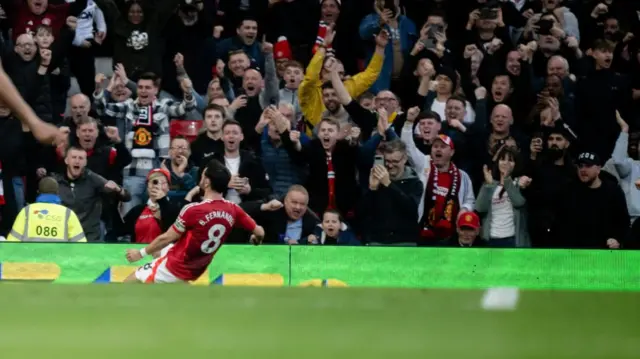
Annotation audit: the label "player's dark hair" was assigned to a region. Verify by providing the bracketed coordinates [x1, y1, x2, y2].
[204, 159, 231, 194]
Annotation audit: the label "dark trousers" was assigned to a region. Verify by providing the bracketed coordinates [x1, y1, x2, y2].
[69, 45, 96, 97]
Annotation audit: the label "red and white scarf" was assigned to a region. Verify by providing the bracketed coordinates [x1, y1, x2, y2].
[0, 161, 5, 205]
[326, 155, 336, 210]
[421, 162, 461, 240]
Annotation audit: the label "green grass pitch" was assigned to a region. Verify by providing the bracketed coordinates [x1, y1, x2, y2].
[0, 284, 638, 358]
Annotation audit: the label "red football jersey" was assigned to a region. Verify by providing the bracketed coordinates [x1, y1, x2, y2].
[165, 199, 257, 281]
[11, 1, 69, 41]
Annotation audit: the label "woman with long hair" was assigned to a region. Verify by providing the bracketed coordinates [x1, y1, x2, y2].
[475, 146, 530, 248]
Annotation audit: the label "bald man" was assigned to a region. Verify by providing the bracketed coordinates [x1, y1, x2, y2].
[0, 62, 62, 145]
[490, 104, 513, 136]
[69, 93, 91, 124]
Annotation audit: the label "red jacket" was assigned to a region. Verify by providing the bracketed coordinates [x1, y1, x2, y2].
[11, 0, 69, 41]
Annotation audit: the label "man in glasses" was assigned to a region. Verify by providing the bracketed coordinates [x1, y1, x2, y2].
[162, 136, 198, 204]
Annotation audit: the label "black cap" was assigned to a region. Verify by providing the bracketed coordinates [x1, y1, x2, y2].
[548, 121, 577, 142]
[577, 152, 601, 166]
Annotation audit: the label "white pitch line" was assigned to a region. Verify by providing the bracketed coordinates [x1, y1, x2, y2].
[481, 287, 520, 311]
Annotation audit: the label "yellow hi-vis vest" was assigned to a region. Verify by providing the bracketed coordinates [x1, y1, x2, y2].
[7, 203, 86, 242]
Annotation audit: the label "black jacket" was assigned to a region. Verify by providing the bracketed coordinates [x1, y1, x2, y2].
[555, 175, 629, 249]
[211, 150, 271, 202]
[360, 166, 424, 244]
[242, 199, 320, 245]
[280, 131, 360, 217]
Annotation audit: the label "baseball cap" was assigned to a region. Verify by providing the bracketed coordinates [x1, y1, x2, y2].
[147, 168, 171, 184]
[457, 212, 480, 230]
[576, 152, 601, 166]
[433, 134, 455, 150]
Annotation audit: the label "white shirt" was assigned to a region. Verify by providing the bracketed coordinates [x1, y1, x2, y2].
[490, 185, 515, 239]
[429, 98, 476, 125]
[224, 156, 242, 204]
[72, 0, 107, 47]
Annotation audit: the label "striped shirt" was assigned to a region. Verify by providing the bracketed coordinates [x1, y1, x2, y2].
[93, 90, 196, 177]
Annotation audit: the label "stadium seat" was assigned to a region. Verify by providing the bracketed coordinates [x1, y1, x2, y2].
[169, 120, 203, 142]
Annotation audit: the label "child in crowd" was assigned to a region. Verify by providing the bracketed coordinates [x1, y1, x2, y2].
[306, 209, 360, 245]
[34, 24, 72, 125]
[279, 60, 304, 128]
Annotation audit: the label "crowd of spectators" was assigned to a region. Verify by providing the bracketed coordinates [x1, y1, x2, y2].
[1, 0, 640, 249]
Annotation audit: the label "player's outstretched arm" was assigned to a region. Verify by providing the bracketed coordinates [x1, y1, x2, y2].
[126, 227, 182, 262]
[0, 63, 62, 145]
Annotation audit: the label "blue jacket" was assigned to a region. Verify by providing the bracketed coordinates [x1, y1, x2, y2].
[359, 14, 416, 94]
[216, 36, 265, 74]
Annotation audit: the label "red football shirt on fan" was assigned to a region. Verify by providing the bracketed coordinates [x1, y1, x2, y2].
[165, 199, 257, 281]
[12, 1, 69, 41]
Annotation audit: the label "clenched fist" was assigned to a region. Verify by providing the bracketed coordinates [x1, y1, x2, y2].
[95, 73, 107, 89]
[66, 16, 77, 30]
[180, 77, 193, 94]
[39, 48, 52, 67]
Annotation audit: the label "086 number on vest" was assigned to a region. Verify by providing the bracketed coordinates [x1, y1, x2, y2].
[36, 226, 58, 237]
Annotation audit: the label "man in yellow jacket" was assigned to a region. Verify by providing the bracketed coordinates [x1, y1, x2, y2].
[299, 27, 388, 135]
[7, 177, 86, 242]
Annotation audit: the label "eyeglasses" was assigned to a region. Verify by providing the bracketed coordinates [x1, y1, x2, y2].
[16, 43, 35, 48]
[170, 146, 188, 151]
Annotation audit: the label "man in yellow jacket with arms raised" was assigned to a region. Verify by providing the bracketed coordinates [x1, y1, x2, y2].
[298, 25, 388, 135]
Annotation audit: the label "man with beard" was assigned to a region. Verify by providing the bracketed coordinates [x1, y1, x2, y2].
[242, 186, 319, 245]
[555, 151, 628, 249]
[53, 146, 131, 242]
[93, 72, 196, 215]
[419, 134, 475, 246]
[523, 123, 576, 248]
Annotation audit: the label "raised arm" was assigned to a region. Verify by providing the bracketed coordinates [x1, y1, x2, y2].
[260, 39, 279, 107]
[612, 111, 633, 179]
[93, 73, 129, 119]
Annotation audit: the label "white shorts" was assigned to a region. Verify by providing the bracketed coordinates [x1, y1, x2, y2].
[135, 244, 183, 284]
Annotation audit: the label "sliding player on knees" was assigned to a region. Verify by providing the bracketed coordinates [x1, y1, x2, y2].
[0, 62, 63, 145]
[124, 159, 265, 283]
